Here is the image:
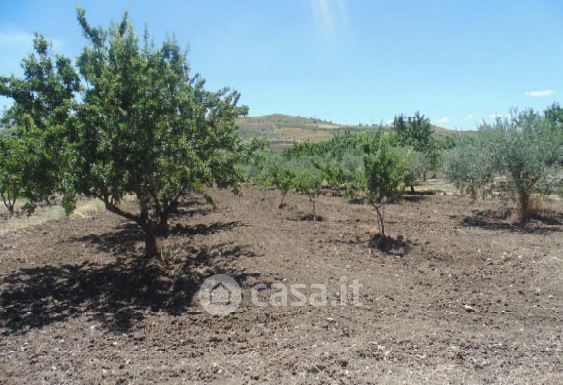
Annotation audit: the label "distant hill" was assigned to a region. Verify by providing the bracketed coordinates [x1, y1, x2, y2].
[236, 114, 468, 146]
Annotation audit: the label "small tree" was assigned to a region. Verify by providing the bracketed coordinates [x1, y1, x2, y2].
[361, 135, 409, 237]
[293, 168, 322, 219]
[269, 163, 295, 208]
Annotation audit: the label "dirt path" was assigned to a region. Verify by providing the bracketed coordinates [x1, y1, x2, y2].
[0, 187, 561, 384]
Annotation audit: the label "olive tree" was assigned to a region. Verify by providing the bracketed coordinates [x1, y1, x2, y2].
[445, 109, 562, 221]
[443, 136, 495, 199]
[68, 9, 260, 256]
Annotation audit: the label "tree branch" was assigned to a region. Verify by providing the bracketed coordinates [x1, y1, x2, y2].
[101, 196, 144, 228]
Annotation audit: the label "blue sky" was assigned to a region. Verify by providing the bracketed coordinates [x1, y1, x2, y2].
[1, 0, 562, 129]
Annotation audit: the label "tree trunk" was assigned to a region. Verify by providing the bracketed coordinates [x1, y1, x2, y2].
[144, 230, 158, 257]
[7, 202, 14, 216]
[410, 185, 415, 193]
[517, 190, 531, 223]
[374, 204, 385, 237]
[145, 217, 170, 257]
[279, 191, 287, 208]
[156, 216, 169, 235]
[312, 198, 316, 219]
[2, 193, 15, 216]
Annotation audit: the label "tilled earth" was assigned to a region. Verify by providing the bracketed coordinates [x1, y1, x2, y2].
[0, 187, 561, 384]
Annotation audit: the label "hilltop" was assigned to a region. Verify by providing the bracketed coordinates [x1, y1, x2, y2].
[237, 114, 468, 146]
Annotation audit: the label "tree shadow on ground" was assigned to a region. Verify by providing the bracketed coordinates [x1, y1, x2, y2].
[69, 221, 245, 255]
[403, 194, 431, 203]
[0, 242, 259, 336]
[170, 221, 245, 236]
[460, 208, 562, 234]
[370, 234, 411, 256]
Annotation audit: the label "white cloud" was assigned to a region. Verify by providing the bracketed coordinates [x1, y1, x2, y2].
[434, 116, 449, 126]
[0, 32, 63, 49]
[526, 89, 555, 97]
[464, 114, 474, 120]
[0, 32, 34, 47]
[489, 113, 510, 119]
[311, 0, 349, 36]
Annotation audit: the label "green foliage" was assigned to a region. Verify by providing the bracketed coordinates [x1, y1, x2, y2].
[269, 163, 295, 207]
[313, 150, 364, 199]
[393, 112, 439, 182]
[443, 137, 495, 198]
[393, 112, 432, 151]
[282, 130, 383, 159]
[404, 150, 428, 192]
[362, 135, 409, 204]
[544, 102, 563, 128]
[444, 109, 562, 220]
[0, 136, 26, 214]
[0, 34, 79, 207]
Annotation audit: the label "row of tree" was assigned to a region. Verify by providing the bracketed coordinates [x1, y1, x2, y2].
[0, 9, 262, 256]
[247, 107, 561, 238]
[247, 129, 419, 237]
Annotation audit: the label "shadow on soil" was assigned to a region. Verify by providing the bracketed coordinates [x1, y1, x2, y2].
[370, 234, 411, 256]
[0, 239, 258, 336]
[69, 221, 244, 255]
[460, 208, 562, 234]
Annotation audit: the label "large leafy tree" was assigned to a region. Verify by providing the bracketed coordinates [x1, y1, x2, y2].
[0, 34, 80, 207]
[69, 9, 259, 256]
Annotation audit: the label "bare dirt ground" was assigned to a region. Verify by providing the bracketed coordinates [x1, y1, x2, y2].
[0, 186, 561, 384]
